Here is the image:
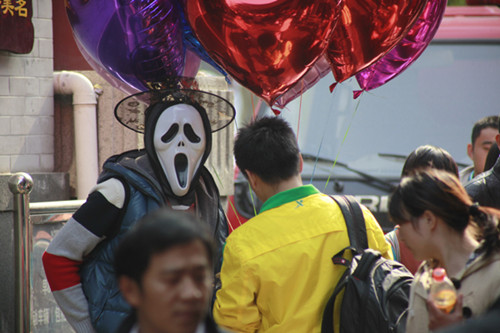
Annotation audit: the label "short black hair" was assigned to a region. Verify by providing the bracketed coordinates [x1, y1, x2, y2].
[471, 116, 499, 146]
[114, 208, 214, 285]
[389, 169, 472, 232]
[401, 145, 459, 177]
[234, 116, 300, 184]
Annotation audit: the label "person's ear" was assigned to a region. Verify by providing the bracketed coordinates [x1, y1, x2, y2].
[422, 210, 437, 231]
[299, 153, 303, 173]
[467, 143, 474, 160]
[496, 133, 500, 148]
[246, 170, 259, 190]
[119, 276, 141, 308]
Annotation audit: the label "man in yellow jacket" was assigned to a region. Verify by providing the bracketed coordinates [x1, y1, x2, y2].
[213, 116, 392, 333]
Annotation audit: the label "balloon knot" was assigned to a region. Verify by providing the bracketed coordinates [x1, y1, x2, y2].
[353, 90, 363, 99]
[329, 82, 338, 93]
[271, 107, 281, 116]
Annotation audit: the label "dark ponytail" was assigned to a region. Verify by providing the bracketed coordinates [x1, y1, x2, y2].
[389, 169, 500, 258]
[470, 204, 500, 257]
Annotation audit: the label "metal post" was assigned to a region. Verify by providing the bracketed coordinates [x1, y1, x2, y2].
[9, 172, 34, 333]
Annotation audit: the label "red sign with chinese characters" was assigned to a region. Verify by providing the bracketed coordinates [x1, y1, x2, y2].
[0, 0, 34, 54]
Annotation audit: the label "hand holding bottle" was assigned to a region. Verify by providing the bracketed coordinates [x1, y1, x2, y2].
[427, 268, 463, 331]
[429, 268, 457, 313]
[427, 293, 463, 330]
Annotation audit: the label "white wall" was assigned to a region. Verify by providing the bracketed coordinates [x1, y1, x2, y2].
[0, 0, 54, 173]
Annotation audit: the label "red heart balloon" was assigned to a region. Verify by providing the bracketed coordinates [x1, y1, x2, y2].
[274, 55, 332, 109]
[186, 0, 342, 107]
[327, 0, 428, 83]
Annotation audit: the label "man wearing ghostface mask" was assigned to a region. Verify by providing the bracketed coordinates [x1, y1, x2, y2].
[147, 102, 209, 203]
[42, 89, 235, 333]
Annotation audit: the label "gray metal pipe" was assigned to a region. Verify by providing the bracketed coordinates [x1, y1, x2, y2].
[8, 172, 34, 333]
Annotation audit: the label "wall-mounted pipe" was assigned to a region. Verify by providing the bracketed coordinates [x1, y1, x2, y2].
[53, 71, 98, 199]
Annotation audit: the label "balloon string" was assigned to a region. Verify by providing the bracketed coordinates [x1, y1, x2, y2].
[251, 95, 256, 120]
[241, 91, 260, 217]
[234, 117, 240, 132]
[235, 95, 261, 228]
[323, 94, 363, 192]
[210, 165, 224, 192]
[248, 181, 258, 217]
[255, 99, 262, 120]
[296, 80, 304, 140]
[226, 197, 239, 232]
[309, 90, 337, 184]
[210, 163, 243, 231]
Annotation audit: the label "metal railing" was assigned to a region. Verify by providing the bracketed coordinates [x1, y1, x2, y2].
[9, 172, 84, 333]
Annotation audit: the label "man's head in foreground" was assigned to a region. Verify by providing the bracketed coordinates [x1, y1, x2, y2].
[115, 208, 214, 333]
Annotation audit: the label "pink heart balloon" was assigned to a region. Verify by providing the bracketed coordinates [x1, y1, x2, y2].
[356, 0, 447, 91]
[186, 0, 342, 107]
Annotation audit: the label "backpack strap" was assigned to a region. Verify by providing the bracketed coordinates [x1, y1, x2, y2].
[321, 195, 368, 333]
[321, 264, 351, 333]
[330, 195, 368, 251]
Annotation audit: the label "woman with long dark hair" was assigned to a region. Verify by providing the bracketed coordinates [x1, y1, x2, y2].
[389, 169, 500, 333]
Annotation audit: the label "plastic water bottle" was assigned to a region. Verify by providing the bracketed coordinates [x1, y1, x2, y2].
[429, 267, 457, 313]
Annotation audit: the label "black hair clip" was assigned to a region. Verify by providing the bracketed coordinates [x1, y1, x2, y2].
[468, 202, 481, 217]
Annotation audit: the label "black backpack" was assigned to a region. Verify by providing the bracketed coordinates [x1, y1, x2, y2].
[321, 195, 413, 333]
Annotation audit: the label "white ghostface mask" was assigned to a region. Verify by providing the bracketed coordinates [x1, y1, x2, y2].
[153, 104, 206, 197]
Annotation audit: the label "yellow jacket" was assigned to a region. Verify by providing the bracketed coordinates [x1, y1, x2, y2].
[213, 185, 391, 333]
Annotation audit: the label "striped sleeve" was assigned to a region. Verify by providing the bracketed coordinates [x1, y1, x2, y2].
[42, 178, 125, 332]
[384, 229, 401, 262]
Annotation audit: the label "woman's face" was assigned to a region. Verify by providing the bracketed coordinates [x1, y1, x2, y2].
[398, 215, 434, 261]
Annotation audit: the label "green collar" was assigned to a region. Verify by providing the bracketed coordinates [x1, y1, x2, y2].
[259, 184, 320, 214]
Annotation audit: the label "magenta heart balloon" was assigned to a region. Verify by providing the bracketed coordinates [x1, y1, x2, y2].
[66, 0, 200, 93]
[186, 0, 342, 107]
[356, 0, 446, 91]
[327, 0, 428, 83]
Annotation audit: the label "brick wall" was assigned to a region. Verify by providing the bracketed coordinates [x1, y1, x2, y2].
[0, 0, 54, 173]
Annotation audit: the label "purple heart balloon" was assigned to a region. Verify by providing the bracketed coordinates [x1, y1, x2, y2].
[355, 0, 446, 91]
[66, 0, 201, 93]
